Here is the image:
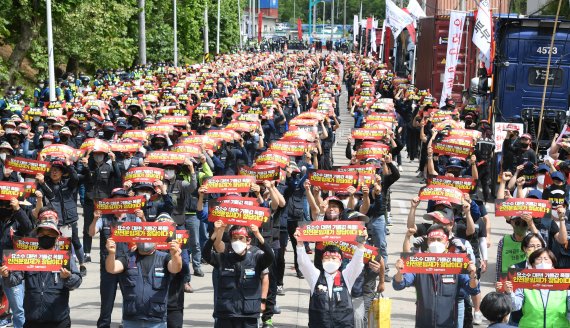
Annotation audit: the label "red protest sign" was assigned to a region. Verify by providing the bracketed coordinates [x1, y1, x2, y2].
[145, 124, 174, 135]
[337, 165, 377, 174]
[158, 116, 190, 126]
[351, 128, 387, 141]
[171, 144, 202, 157]
[226, 121, 258, 133]
[400, 252, 470, 274]
[296, 221, 365, 242]
[156, 230, 190, 250]
[208, 202, 270, 227]
[366, 113, 396, 123]
[433, 141, 473, 158]
[316, 241, 379, 264]
[309, 170, 358, 192]
[110, 143, 141, 153]
[419, 185, 464, 205]
[124, 167, 164, 183]
[509, 269, 570, 290]
[3, 250, 71, 272]
[40, 144, 80, 161]
[269, 140, 310, 156]
[206, 130, 238, 142]
[495, 198, 551, 218]
[80, 138, 111, 154]
[282, 130, 317, 142]
[204, 175, 256, 193]
[95, 196, 146, 214]
[217, 196, 258, 207]
[449, 129, 482, 140]
[355, 142, 390, 160]
[427, 176, 476, 193]
[5, 158, 50, 175]
[13, 237, 71, 251]
[146, 151, 188, 165]
[255, 151, 289, 168]
[0, 182, 24, 200]
[122, 130, 148, 141]
[111, 222, 175, 243]
[239, 165, 280, 182]
[179, 135, 220, 150]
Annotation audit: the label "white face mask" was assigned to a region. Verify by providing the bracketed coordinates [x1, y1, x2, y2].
[139, 192, 151, 201]
[0, 153, 6, 161]
[537, 175, 546, 185]
[94, 154, 105, 163]
[322, 260, 341, 274]
[42, 141, 52, 147]
[340, 199, 349, 208]
[535, 262, 552, 270]
[231, 241, 247, 254]
[4, 129, 13, 134]
[553, 210, 560, 219]
[165, 169, 176, 180]
[428, 241, 446, 253]
[33, 116, 41, 122]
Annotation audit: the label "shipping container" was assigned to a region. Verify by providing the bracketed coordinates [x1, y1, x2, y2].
[260, 0, 278, 9]
[424, 0, 510, 16]
[414, 15, 477, 104]
[260, 8, 278, 18]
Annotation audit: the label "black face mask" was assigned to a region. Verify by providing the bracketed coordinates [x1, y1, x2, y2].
[38, 235, 57, 249]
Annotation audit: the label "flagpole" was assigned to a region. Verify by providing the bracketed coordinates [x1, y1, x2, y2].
[358, 1, 363, 56]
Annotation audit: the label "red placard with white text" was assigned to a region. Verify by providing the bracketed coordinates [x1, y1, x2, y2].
[509, 269, 570, 290]
[419, 185, 464, 205]
[309, 170, 358, 192]
[3, 250, 71, 272]
[204, 176, 256, 193]
[155, 230, 190, 250]
[399, 252, 470, 274]
[495, 198, 551, 218]
[5, 158, 50, 175]
[111, 222, 175, 243]
[296, 221, 365, 242]
[95, 196, 146, 214]
[208, 202, 270, 227]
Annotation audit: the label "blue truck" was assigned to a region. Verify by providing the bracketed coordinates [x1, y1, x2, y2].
[486, 17, 570, 151]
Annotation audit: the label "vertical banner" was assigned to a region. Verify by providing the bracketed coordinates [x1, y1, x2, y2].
[258, 11, 263, 43]
[439, 11, 466, 108]
[297, 18, 303, 40]
[353, 15, 359, 44]
[385, 0, 414, 39]
[473, 0, 492, 70]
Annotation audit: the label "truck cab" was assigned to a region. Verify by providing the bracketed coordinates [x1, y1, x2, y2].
[494, 17, 570, 153]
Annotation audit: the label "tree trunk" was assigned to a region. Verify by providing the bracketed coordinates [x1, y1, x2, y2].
[7, 21, 38, 86]
[65, 57, 79, 75]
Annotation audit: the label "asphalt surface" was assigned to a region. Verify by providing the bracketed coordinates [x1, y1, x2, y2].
[66, 82, 508, 327]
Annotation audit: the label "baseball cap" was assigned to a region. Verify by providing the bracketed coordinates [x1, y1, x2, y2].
[345, 209, 369, 223]
[527, 189, 543, 199]
[35, 219, 60, 236]
[325, 196, 345, 211]
[552, 171, 566, 182]
[434, 200, 452, 208]
[521, 133, 532, 140]
[288, 161, 301, 173]
[537, 164, 550, 173]
[423, 211, 452, 225]
[111, 188, 129, 198]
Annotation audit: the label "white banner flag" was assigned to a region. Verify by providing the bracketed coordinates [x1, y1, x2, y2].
[407, 0, 426, 21]
[353, 15, 359, 44]
[385, 0, 414, 39]
[439, 11, 466, 108]
[473, 0, 492, 65]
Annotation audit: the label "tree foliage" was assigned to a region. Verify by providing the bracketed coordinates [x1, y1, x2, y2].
[0, 0, 243, 87]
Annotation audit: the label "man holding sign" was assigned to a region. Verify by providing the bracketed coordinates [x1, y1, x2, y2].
[1, 218, 82, 328]
[393, 225, 480, 328]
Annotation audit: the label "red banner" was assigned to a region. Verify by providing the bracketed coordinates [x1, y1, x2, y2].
[80, 138, 111, 154]
[179, 135, 220, 150]
[269, 140, 310, 156]
[171, 144, 202, 157]
[258, 11, 263, 43]
[208, 202, 270, 227]
[297, 18, 303, 40]
[13, 237, 71, 251]
[351, 128, 387, 141]
[111, 222, 175, 243]
[146, 151, 188, 165]
[0, 182, 24, 200]
[449, 129, 482, 139]
[283, 130, 317, 142]
[204, 175, 256, 193]
[316, 241, 379, 264]
[509, 269, 570, 290]
[495, 198, 551, 218]
[124, 167, 165, 183]
[309, 170, 358, 192]
[145, 124, 173, 135]
[419, 185, 464, 205]
[296, 221, 365, 242]
[206, 130, 238, 143]
[158, 116, 190, 126]
[355, 142, 390, 160]
[239, 165, 280, 182]
[226, 121, 259, 133]
[5, 158, 50, 175]
[96, 196, 146, 214]
[3, 250, 71, 272]
[255, 151, 289, 168]
[427, 176, 476, 193]
[155, 230, 190, 250]
[40, 144, 81, 161]
[400, 252, 470, 274]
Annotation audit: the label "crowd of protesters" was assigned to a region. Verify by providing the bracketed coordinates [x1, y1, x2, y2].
[0, 47, 568, 328]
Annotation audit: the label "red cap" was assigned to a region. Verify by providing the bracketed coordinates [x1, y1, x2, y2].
[423, 211, 452, 224]
[521, 133, 532, 140]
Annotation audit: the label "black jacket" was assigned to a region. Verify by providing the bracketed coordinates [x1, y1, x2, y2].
[38, 166, 80, 226]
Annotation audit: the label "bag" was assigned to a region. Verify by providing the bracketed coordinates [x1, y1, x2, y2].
[368, 294, 391, 328]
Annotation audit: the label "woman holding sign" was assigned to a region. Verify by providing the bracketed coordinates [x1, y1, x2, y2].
[504, 248, 570, 328]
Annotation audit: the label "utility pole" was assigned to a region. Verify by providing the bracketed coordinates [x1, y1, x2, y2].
[204, 5, 209, 62]
[138, 0, 147, 65]
[343, 0, 346, 37]
[330, 0, 334, 40]
[173, 0, 178, 66]
[238, 0, 243, 49]
[46, 0, 56, 101]
[216, 0, 221, 54]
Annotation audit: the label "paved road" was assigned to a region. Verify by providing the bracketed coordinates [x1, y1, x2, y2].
[66, 84, 508, 327]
